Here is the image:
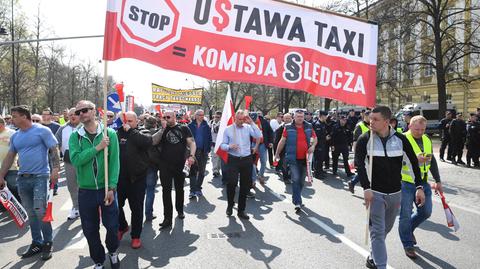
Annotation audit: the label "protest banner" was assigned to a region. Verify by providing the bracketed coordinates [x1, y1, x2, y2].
[103, 0, 378, 107]
[152, 83, 203, 105]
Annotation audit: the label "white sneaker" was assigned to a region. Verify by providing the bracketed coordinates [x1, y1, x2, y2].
[67, 208, 80, 220]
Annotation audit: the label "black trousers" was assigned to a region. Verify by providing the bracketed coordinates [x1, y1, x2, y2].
[451, 138, 465, 161]
[439, 136, 452, 159]
[313, 148, 324, 174]
[226, 155, 253, 212]
[268, 147, 274, 166]
[332, 146, 351, 174]
[159, 163, 185, 220]
[466, 145, 480, 166]
[118, 176, 146, 239]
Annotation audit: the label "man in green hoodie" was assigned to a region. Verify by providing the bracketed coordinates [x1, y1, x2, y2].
[69, 100, 120, 269]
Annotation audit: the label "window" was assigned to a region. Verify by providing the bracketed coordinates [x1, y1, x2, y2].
[407, 64, 415, 79]
[422, 95, 431, 102]
[406, 95, 413, 102]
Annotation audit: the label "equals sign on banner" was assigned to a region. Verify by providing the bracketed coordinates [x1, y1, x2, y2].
[173, 46, 186, 57]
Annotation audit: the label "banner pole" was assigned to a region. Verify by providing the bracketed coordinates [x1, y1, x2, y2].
[102, 60, 109, 202]
[365, 128, 374, 245]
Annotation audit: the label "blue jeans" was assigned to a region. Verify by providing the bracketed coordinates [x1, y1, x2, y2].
[288, 161, 307, 205]
[5, 170, 20, 202]
[399, 181, 432, 249]
[258, 143, 268, 177]
[350, 174, 360, 185]
[145, 168, 158, 218]
[78, 188, 119, 264]
[190, 150, 208, 193]
[16, 174, 52, 245]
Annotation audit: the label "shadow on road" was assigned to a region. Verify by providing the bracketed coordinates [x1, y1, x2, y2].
[412, 247, 456, 269]
[219, 217, 282, 269]
[0, 212, 29, 244]
[184, 195, 216, 220]
[116, 218, 199, 268]
[419, 219, 460, 242]
[284, 207, 343, 243]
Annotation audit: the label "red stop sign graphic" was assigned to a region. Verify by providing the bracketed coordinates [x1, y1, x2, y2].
[119, 0, 180, 51]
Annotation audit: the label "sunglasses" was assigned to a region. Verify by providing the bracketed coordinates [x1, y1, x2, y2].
[75, 107, 93, 116]
[32, 119, 40, 123]
[163, 116, 172, 119]
[107, 115, 114, 118]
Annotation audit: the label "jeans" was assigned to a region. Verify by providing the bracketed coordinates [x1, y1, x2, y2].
[118, 177, 146, 239]
[78, 188, 119, 265]
[350, 174, 360, 186]
[288, 160, 307, 205]
[64, 162, 79, 209]
[369, 191, 401, 269]
[211, 146, 222, 174]
[145, 168, 159, 219]
[258, 143, 268, 177]
[399, 181, 432, 249]
[190, 150, 208, 193]
[5, 170, 20, 202]
[17, 174, 52, 245]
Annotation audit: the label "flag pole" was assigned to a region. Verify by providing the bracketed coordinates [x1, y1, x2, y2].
[102, 60, 109, 203]
[365, 128, 374, 245]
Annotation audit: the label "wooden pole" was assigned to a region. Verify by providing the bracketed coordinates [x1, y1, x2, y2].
[102, 60, 109, 202]
[365, 129, 374, 245]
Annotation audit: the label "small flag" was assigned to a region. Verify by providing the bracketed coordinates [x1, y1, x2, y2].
[244, 95, 253, 110]
[439, 192, 460, 232]
[42, 183, 54, 222]
[115, 83, 124, 102]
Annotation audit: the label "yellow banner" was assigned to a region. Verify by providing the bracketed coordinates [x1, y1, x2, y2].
[151, 83, 203, 105]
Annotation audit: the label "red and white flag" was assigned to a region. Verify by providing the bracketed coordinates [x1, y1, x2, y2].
[440, 192, 460, 232]
[214, 87, 235, 163]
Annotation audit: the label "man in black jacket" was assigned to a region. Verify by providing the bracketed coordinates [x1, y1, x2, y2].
[355, 106, 424, 269]
[116, 111, 155, 249]
[449, 113, 467, 165]
[273, 113, 292, 183]
[438, 110, 454, 161]
[312, 111, 329, 177]
[331, 116, 354, 177]
[467, 113, 480, 167]
[256, 113, 274, 184]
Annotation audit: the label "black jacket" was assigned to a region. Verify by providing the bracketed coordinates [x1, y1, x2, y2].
[259, 116, 274, 145]
[439, 118, 452, 139]
[449, 118, 467, 141]
[354, 128, 422, 193]
[312, 120, 328, 148]
[332, 123, 352, 147]
[117, 126, 153, 182]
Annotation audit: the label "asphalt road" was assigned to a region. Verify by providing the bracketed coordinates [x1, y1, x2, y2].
[0, 138, 479, 269]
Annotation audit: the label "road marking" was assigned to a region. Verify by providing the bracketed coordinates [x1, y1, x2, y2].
[266, 186, 395, 269]
[60, 198, 73, 211]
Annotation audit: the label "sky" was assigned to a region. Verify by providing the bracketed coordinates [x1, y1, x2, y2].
[19, 0, 325, 105]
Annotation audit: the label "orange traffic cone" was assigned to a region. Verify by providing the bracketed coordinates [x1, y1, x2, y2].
[42, 183, 54, 222]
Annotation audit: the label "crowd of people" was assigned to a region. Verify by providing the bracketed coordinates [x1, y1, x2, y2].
[0, 102, 479, 269]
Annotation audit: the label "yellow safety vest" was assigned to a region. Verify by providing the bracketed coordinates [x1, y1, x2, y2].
[401, 131, 432, 183]
[396, 127, 403, 133]
[357, 121, 370, 134]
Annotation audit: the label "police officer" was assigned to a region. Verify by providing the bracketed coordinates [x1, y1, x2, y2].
[449, 112, 467, 165]
[439, 110, 454, 161]
[348, 111, 370, 193]
[331, 115, 354, 177]
[403, 111, 413, 132]
[466, 113, 480, 167]
[312, 111, 328, 178]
